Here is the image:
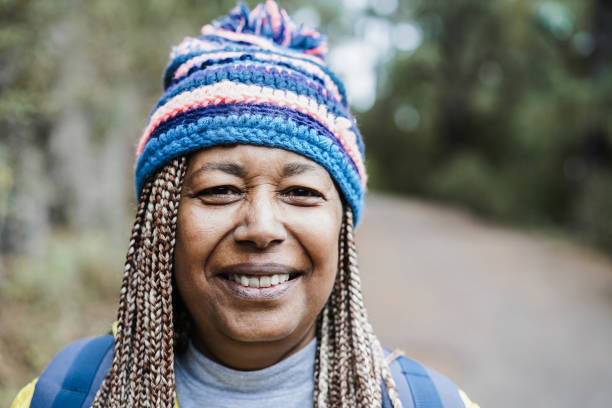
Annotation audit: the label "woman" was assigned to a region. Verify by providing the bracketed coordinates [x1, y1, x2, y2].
[12, 1, 478, 407]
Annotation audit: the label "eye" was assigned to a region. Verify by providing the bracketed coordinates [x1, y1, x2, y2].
[194, 185, 243, 204]
[202, 186, 240, 195]
[286, 187, 322, 197]
[281, 186, 325, 205]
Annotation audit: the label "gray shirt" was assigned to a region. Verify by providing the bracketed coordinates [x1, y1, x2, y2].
[175, 339, 316, 408]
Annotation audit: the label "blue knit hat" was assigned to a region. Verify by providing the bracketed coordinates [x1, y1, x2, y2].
[135, 0, 367, 222]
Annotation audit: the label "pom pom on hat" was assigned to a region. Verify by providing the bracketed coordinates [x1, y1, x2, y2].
[208, 0, 328, 60]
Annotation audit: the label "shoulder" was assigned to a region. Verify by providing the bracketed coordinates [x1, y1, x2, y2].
[385, 350, 480, 408]
[10, 335, 114, 408]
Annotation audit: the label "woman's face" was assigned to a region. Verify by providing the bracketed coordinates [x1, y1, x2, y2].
[174, 145, 343, 369]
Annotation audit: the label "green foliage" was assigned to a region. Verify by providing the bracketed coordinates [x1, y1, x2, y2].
[574, 170, 612, 247]
[0, 231, 123, 406]
[428, 151, 514, 218]
[360, 0, 612, 249]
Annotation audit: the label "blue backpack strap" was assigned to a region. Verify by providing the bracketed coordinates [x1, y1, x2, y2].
[383, 349, 443, 408]
[30, 334, 114, 408]
[423, 367, 469, 408]
[397, 356, 443, 408]
[384, 356, 414, 408]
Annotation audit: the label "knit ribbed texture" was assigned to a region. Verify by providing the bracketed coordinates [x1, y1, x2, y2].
[134, 0, 366, 222]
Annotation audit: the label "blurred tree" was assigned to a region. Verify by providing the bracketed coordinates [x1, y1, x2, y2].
[360, 0, 612, 249]
[0, 0, 249, 255]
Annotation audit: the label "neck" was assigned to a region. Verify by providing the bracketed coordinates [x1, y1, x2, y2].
[189, 324, 317, 371]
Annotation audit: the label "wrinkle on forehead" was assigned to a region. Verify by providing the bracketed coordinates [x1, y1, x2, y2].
[186, 146, 332, 183]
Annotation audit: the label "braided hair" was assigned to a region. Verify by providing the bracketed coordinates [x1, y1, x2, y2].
[91, 158, 403, 408]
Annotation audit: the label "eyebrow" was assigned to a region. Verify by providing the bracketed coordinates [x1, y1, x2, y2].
[189, 160, 317, 181]
[190, 162, 247, 179]
[282, 162, 317, 177]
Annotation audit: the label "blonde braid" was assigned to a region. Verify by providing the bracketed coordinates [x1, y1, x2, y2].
[313, 207, 404, 408]
[91, 157, 186, 408]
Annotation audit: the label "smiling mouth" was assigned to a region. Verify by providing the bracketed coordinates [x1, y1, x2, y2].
[216, 263, 303, 290]
[221, 272, 301, 288]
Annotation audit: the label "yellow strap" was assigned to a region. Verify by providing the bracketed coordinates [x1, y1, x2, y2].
[458, 389, 481, 408]
[10, 377, 38, 408]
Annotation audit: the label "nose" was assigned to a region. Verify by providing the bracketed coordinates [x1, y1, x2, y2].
[233, 195, 287, 249]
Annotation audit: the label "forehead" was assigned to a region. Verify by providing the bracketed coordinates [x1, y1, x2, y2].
[186, 145, 332, 179]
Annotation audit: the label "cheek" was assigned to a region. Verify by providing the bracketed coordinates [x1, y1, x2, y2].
[310, 226, 340, 275]
[173, 201, 237, 326]
[174, 201, 234, 295]
[287, 205, 343, 281]
[295, 212, 342, 324]
[176, 203, 226, 265]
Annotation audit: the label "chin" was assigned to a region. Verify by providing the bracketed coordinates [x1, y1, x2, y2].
[223, 313, 305, 344]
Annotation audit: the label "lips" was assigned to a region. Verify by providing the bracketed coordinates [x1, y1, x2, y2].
[215, 263, 303, 299]
[227, 273, 291, 288]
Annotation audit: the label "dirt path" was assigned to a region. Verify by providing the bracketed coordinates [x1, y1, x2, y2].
[357, 194, 612, 408]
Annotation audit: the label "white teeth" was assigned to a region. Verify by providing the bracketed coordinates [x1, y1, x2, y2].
[229, 273, 291, 288]
[248, 277, 259, 288]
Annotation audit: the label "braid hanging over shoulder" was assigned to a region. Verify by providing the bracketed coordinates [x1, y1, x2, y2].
[314, 207, 403, 408]
[91, 157, 187, 408]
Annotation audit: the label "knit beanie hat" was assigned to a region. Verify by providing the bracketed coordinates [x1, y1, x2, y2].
[134, 0, 367, 223]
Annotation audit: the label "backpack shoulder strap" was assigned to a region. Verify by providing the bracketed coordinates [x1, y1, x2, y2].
[383, 348, 444, 408]
[30, 334, 114, 408]
[394, 355, 444, 408]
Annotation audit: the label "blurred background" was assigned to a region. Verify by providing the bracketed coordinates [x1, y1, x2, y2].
[1, 0, 612, 406]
